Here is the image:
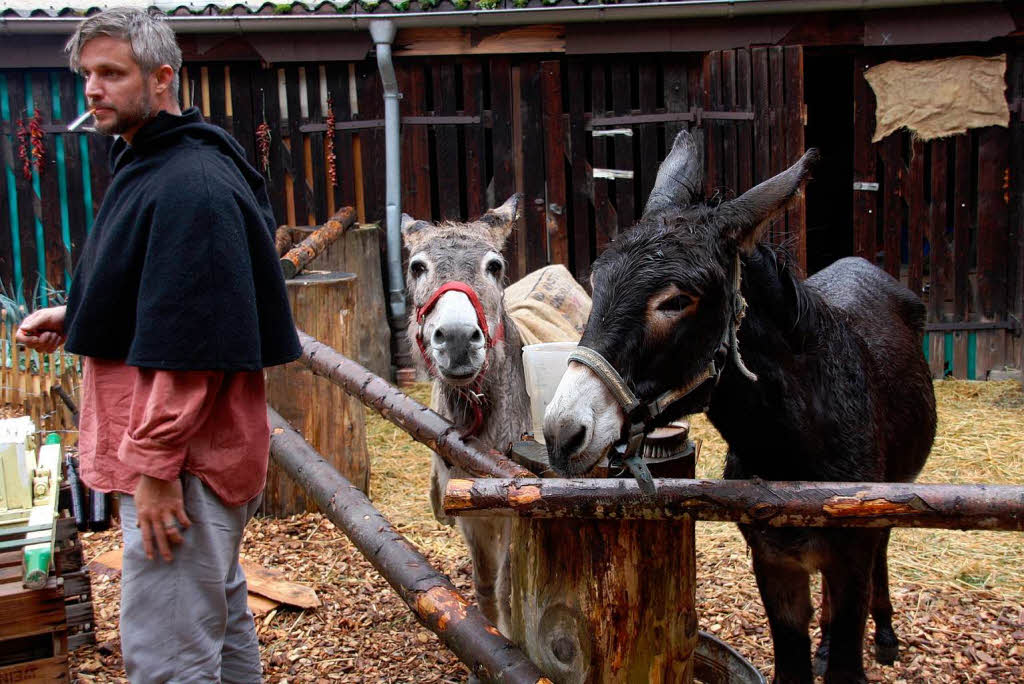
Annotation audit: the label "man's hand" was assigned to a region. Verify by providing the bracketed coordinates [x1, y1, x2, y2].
[15, 305, 67, 353]
[134, 474, 192, 562]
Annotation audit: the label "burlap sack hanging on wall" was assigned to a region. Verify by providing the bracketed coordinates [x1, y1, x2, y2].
[865, 55, 1009, 142]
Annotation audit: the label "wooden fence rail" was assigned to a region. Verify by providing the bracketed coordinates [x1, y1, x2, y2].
[443, 477, 1024, 531]
[267, 407, 550, 684]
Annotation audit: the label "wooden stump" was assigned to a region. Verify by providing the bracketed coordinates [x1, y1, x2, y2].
[290, 225, 392, 379]
[264, 273, 370, 516]
[509, 451, 698, 684]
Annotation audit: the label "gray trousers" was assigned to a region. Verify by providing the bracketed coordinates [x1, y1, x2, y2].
[119, 473, 263, 684]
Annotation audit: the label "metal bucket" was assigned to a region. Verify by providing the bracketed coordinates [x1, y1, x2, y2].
[695, 631, 766, 684]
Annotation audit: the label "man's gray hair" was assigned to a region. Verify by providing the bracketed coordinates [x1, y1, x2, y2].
[65, 8, 182, 100]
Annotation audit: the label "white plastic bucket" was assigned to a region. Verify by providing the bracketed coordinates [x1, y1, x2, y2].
[522, 342, 577, 444]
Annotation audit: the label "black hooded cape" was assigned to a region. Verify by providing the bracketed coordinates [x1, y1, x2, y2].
[64, 108, 301, 371]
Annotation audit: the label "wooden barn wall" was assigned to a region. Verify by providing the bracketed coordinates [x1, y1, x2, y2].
[852, 47, 1023, 379]
[0, 48, 808, 303]
[1, 45, 1018, 380]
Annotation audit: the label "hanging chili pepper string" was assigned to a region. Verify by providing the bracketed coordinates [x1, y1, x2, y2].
[29, 110, 45, 176]
[256, 89, 271, 178]
[16, 118, 31, 180]
[326, 96, 337, 187]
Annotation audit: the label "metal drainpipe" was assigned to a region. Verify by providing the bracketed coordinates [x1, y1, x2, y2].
[369, 20, 412, 372]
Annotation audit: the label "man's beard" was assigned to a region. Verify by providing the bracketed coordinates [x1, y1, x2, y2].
[94, 90, 153, 136]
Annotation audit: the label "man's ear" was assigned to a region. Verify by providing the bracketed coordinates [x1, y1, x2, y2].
[477, 193, 522, 250]
[153, 64, 175, 98]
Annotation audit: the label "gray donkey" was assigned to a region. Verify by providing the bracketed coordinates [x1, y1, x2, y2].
[401, 194, 530, 635]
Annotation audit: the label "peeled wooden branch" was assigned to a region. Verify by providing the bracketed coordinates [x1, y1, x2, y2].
[268, 409, 549, 684]
[444, 478, 1024, 531]
[280, 206, 357, 279]
[296, 331, 532, 479]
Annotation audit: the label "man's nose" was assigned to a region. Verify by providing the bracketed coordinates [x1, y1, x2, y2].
[84, 75, 101, 101]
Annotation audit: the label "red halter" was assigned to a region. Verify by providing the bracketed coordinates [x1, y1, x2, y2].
[415, 281, 505, 437]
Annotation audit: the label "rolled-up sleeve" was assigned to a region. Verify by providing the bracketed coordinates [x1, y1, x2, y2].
[117, 369, 224, 481]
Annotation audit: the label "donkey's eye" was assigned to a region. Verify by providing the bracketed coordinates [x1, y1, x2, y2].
[657, 294, 692, 313]
[486, 259, 503, 277]
[410, 261, 428, 278]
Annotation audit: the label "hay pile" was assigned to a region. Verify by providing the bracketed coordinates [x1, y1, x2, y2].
[72, 379, 1024, 682]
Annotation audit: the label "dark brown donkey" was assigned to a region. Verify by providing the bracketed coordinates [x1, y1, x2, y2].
[544, 130, 936, 684]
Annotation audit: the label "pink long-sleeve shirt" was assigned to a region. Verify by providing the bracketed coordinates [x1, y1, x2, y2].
[77, 357, 269, 507]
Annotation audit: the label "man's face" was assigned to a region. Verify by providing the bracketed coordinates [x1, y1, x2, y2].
[78, 36, 154, 140]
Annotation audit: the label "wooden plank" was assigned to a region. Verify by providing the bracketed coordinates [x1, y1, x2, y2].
[356, 60, 386, 225]
[0, 578, 65, 640]
[0, 655, 68, 682]
[306, 63, 329, 225]
[259, 66, 287, 226]
[976, 126, 1009, 320]
[397, 61, 430, 221]
[432, 62, 461, 221]
[721, 50, 739, 197]
[663, 57, 689, 150]
[394, 26, 565, 57]
[239, 558, 320, 609]
[520, 61, 547, 272]
[852, 58, 877, 264]
[284, 65, 311, 225]
[636, 63, 659, 207]
[489, 57, 518, 279]
[461, 59, 487, 220]
[735, 49, 754, 194]
[783, 46, 806, 270]
[325, 62, 356, 216]
[703, 51, 722, 197]
[205, 62, 228, 132]
[591, 62, 616, 251]
[929, 139, 950, 322]
[610, 62, 634, 231]
[952, 329, 968, 378]
[752, 47, 771, 193]
[567, 59, 593, 280]
[927, 332, 946, 378]
[768, 47, 785, 245]
[0, 83, 12, 291]
[907, 138, 925, 298]
[1009, 48, 1024, 325]
[229, 63, 257, 166]
[541, 60, 569, 269]
[882, 134, 903, 280]
[58, 72, 86, 273]
[953, 135, 971, 320]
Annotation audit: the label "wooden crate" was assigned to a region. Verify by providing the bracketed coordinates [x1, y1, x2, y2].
[0, 555, 69, 681]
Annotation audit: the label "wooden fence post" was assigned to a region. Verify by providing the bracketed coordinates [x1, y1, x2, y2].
[508, 456, 698, 683]
[264, 272, 369, 516]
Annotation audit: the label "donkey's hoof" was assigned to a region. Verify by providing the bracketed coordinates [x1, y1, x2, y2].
[875, 643, 899, 666]
[874, 628, 899, 665]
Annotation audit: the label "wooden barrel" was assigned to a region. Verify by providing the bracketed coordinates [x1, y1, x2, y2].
[263, 272, 370, 516]
[508, 432, 698, 683]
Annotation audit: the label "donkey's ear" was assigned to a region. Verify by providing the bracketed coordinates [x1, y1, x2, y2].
[479, 193, 522, 248]
[642, 129, 703, 219]
[716, 149, 818, 253]
[401, 213, 433, 239]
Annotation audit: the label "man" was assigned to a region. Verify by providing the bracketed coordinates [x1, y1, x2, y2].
[16, 8, 299, 682]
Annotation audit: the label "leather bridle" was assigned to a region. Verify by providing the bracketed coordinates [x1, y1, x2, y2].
[567, 254, 756, 496]
[415, 281, 505, 437]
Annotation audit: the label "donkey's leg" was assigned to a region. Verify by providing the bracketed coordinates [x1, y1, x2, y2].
[457, 518, 504, 629]
[820, 532, 880, 684]
[814, 574, 833, 676]
[751, 550, 814, 684]
[429, 454, 456, 526]
[871, 529, 899, 665]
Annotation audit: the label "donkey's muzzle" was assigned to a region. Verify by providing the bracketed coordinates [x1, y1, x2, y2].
[432, 322, 485, 376]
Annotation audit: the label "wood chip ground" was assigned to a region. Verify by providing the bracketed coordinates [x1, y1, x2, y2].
[70, 380, 1024, 682]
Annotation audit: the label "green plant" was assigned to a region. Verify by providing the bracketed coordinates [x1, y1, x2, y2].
[477, 0, 500, 8]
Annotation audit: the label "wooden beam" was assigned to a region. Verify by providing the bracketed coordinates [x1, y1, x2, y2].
[267, 409, 549, 684]
[394, 26, 565, 57]
[294, 331, 532, 479]
[444, 478, 1024, 531]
